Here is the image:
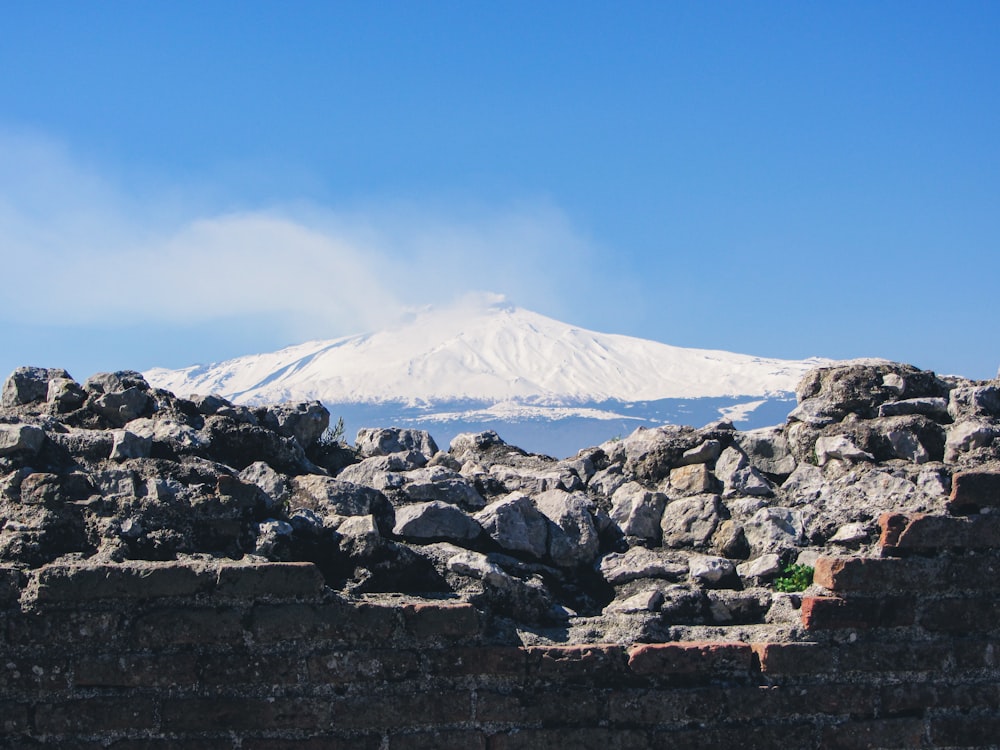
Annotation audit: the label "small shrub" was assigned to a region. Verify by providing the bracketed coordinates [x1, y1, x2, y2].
[774, 563, 814, 593]
[317, 416, 346, 447]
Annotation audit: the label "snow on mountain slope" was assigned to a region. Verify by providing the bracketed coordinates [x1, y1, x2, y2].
[144, 296, 827, 408]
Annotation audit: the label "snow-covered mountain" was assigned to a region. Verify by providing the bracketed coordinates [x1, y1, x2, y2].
[145, 296, 829, 457]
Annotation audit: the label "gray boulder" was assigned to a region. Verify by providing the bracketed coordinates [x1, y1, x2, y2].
[474, 493, 548, 559]
[659, 493, 724, 548]
[0, 424, 45, 457]
[742, 507, 805, 557]
[392, 501, 483, 543]
[257, 401, 330, 449]
[598, 546, 688, 586]
[610, 481, 667, 541]
[878, 397, 950, 420]
[238, 461, 290, 509]
[109, 430, 152, 461]
[668, 463, 718, 495]
[289, 475, 387, 517]
[2, 367, 72, 407]
[400, 466, 487, 510]
[945, 420, 1000, 464]
[357, 427, 439, 460]
[533, 489, 600, 567]
[715, 446, 774, 496]
[736, 427, 796, 478]
[948, 384, 1000, 421]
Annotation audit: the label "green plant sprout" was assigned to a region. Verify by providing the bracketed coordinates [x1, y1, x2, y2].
[774, 563, 814, 592]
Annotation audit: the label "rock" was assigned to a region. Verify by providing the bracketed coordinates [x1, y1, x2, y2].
[254, 519, 293, 557]
[427, 451, 463, 471]
[532, 489, 600, 567]
[609, 481, 667, 541]
[948, 385, 1000, 421]
[199, 415, 313, 474]
[89, 388, 152, 427]
[621, 425, 702, 484]
[736, 427, 796, 478]
[677, 439, 722, 466]
[589, 465, 627, 496]
[705, 589, 771, 624]
[796, 363, 939, 419]
[84, 370, 151, 395]
[829, 521, 870, 546]
[289, 475, 388, 518]
[714, 447, 773, 497]
[257, 401, 330, 449]
[400, 466, 487, 510]
[598, 547, 688, 586]
[659, 494, 723, 548]
[337, 452, 423, 489]
[357, 428, 439, 460]
[737, 553, 782, 580]
[238, 461, 290, 509]
[603, 589, 664, 614]
[0, 424, 46, 457]
[886, 428, 931, 463]
[474, 493, 548, 559]
[109, 430, 152, 461]
[712, 519, 750, 560]
[46, 377, 86, 410]
[124, 417, 207, 454]
[668, 463, 718, 495]
[945, 421, 999, 463]
[187, 393, 233, 415]
[688, 554, 736, 585]
[742, 507, 804, 557]
[2, 367, 72, 407]
[814, 435, 875, 466]
[787, 398, 842, 427]
[392, 501, 483, 543]
[878, 397, 950, 420]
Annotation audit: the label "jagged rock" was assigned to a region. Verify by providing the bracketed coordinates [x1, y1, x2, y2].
[427, 451, 463, 471]
[945, 421, 1000, 463]
[110, 430, 152, 461]
[239, 461, 290, 510]
[289, 475, 388, 519]
[814, 435, 875, 466]
[829, 521, 870, 546]
[737, 553, 782, 581]
[337, 452, 422, 490]
[677, 439, 722, 466]
[125, 417, 207, 454]
[188, 393, 233, 415]
[392, 501, 483, 543]
[0, 424, 46, 457]
[609, 481, 667, 542]
[357, 427, 439, 460]
[257, 401, 330, 449]
[620, 425, 702, 484]
[659, 494, 723, 548]
[948, 384, 1000, 421]
[787, 398, 843, 427]
[598, 546, 688, 586]
[736, 427, 796, 478]
[705, 589, 771, 624]
[795, 363, 941, 420]
[489, 465, 583, 495]
[688, 554, 736, 585]
[400, 466, 487, 510]
[474, 493, 548, 559]
[589, 465, 627, 497]
[714, 447, 774, 497]
[878, 397, 950, 420]
[254, 519, 293, 558]
[712, 519, 750, 560]
[604, 589, 664, 614]
[559, 455, 596, 484]
[46, 377, 87, 410]
[199, 415, 313, 474]
[668, 463, 718, 495]
[742, 507, 804, 557]
[533, 489, 600, 567]
[2, 367, 73, 407]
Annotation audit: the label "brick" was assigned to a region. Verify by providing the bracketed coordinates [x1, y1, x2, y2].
[751, 642, 833, 675]
[252, 600, 399, 644]
[800, 595, 914, 630]
[879, 512, 1000, 554]
[948, 470, 1000, 513]
[834, 640, 955, 673]
[331, 690, 471, 729]
[920, 597, 1000, 633]
[197, 650, 301, 685]
[478, 687, 608, 725]
[608, 686, 726, 725]
[526, 644, 628, 682]
[73, 653, 197, 688]
[244, 739, 381, 750]
[931, 714, 1000, 746]
[213, 561, 326, 598]
[6, 609, 123, 647]
[389, 730, 488, 749]
[721, 683, 879, 720]
[132, 606, 244, 646]
[100, 741, 236, 750]
[627, 642, 753, 678]
[880, 681, 1000, 715]
[35, 697, 158, 733]
[307, 648, 420, 684]
[423, 646, 527, 677]
[402, 601, 480, 638]
[0, 658, 71, 692]
[162, 696, 331, 731]
[489, 728, 649, 750]
[651, 724, 820, 750]
[816, 553, 1000, 594]
[30, 561, 211, 603]
[0, 566, 25, 605]
[0, 701, 30, 733]
[819, 717, 925, 749]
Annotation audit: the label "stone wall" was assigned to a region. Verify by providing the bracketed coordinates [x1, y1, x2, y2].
[3, 496, 1000, 749]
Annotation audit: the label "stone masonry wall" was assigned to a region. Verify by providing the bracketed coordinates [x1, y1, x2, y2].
[3, 488, 1000, 750]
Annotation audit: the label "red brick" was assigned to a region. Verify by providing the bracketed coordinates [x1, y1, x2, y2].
[307, 648, 420, 684]
[213, 561, 326, 598]
[131, 606, 243, 646]
[819, 718, 925, 749]
[816, 554, 1000, 594]
[402, 601, 480, 638]
[526, 644, 628, 681]
[161, 696, 331, 731]
[751, 642, 833, 674]
[879, 512, 1000, 554]
[948, 470, 1000, 513]
[74, 652, 198, 687]
[423, 646, 527, 676]
[800, 595, 914, 630]
[35, 697, 158, 733]
[199, 650, 302, 685]
[626, 642, 753, 678]
[389, 730, 488, 749]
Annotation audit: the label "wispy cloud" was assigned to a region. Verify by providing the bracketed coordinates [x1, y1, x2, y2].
[0, 130, 601, 343]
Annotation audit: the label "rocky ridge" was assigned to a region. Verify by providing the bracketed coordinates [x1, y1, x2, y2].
[2, 361, 998, 643]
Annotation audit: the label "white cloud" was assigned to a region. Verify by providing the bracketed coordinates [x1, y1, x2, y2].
[0, 131, 602, 341]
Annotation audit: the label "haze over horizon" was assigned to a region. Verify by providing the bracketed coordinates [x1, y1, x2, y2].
[1, 3, 998, 382]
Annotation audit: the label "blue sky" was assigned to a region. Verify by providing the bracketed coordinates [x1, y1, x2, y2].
[1, 2, 998, 382]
